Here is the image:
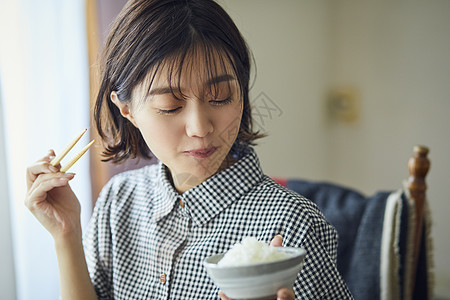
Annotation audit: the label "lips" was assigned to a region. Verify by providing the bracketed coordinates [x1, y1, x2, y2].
[184, 147, 218, 159]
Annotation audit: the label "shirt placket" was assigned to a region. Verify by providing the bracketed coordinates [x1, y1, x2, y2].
[155, 196, 191, 299]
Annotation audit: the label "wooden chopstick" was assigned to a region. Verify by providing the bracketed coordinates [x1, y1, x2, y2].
[50, 129, 87, 167]
[60, 139, 95, 173]
[49, 128, 95, 173]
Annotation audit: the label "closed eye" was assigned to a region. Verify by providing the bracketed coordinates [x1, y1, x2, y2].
[157, 107, 182, 115]
[209, 97, 233, 106]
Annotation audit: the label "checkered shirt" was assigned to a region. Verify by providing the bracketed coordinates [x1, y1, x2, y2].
[84, 147, 353, 299]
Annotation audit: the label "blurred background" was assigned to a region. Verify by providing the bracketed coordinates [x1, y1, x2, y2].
[1, 0, 449, 299]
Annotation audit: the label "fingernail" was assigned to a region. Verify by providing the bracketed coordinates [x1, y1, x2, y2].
[59, 174, 75, 182]
[49, 165, 58, 172]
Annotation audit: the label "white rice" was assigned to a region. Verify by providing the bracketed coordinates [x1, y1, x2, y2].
[217, 237, 291, 267]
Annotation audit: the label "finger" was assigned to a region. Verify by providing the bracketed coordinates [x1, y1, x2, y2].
[32, 171, 75, 190]
[277, 288, 295, 300]
[26, 151, 61, 189]
[27, 172, 75, 208]
[36, 149, 56, 163]
[26, 161, 60, 190]
[26, 172, 75, 208]
[47, 149, 62, 168]
[218, 290, 232, 300]
[270, 234, 283, 247]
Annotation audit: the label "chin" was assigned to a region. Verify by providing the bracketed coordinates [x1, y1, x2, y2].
[171, 163, 215, 183]
[192, 164, 220, 181]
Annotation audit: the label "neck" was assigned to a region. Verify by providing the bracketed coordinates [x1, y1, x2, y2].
[170, 154, 237, 194]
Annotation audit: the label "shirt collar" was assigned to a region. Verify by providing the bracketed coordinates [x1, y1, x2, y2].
[151, 147, 263, 226]
[151, 163, 180, 223]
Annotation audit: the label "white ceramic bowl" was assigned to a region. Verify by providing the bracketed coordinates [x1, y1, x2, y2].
[204, 247, 306, 300]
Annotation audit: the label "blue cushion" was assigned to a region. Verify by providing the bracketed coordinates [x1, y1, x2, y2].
[286, 179, 391, 300]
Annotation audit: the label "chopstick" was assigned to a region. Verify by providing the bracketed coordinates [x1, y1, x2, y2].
[50, 128, 95, 173]
[59, 140, 95, 173]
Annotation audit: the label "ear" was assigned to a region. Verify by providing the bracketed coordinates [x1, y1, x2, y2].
[110, 91, 138, 128]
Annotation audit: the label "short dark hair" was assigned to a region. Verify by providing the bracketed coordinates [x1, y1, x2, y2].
[94, 0, 264, 163]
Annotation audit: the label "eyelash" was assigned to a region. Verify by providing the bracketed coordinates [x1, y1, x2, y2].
[210, 97, 233, 106]
[156, 97, 233, 115]
[157, 107, 181, 115]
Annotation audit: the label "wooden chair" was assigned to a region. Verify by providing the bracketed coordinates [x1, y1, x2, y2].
[408, 146, 431, 297]
[274, 145, 432, 300]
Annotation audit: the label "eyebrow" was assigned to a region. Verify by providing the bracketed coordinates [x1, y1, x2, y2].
[148, 74, 236, 96]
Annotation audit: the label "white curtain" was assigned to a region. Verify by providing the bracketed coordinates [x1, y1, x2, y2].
[0, 1, 92, 299]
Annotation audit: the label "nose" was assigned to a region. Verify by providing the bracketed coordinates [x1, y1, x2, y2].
[185, 105, 213, 138]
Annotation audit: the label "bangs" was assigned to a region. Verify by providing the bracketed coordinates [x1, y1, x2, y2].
[141, 39, 244, 103]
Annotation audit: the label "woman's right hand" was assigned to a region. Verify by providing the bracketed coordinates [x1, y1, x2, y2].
[25, 150, 81, 240]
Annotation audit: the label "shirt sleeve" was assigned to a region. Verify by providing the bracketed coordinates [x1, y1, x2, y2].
[293, 219, 353, 299]
[83, 179, 116, 300]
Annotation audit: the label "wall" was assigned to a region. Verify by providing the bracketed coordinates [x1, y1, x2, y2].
[220, 0, 333, 181]
[328, 1, 450, 297]
[222, 0, 450, 298]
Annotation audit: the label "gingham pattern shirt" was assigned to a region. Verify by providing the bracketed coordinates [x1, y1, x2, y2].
[84, 148, 353, 299]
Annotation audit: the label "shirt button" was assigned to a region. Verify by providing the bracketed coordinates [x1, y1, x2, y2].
[179, 198, 185, 208]
[160, 273, 167, 284]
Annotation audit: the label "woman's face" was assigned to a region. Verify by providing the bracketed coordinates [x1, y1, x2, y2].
[112, 55, 243, 193]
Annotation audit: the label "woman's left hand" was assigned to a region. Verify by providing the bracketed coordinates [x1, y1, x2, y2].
[218, 235, 295, 300]
[218, 288, 294, 300]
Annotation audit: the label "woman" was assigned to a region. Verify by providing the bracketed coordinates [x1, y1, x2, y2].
[25, 0, 353, 299]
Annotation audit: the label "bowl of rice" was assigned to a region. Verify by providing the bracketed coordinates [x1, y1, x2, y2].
[204, 237, 306, 300]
